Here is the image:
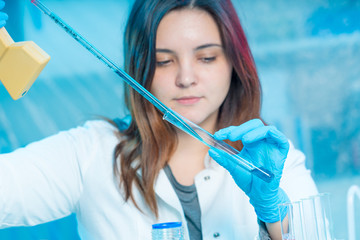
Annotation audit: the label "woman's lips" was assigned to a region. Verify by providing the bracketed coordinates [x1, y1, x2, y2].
[175, 96, 201, 105]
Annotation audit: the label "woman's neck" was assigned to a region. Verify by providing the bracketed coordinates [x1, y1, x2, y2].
[168, 132, 208, 186]
[167, 116, 217, 186]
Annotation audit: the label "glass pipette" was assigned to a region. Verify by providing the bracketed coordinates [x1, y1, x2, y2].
[31, 0, 274, 183]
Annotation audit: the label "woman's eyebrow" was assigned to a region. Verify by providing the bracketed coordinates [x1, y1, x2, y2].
[195, 43, 222, 51]
[156, 49, 175, 54]
[156, 44, 222, 54]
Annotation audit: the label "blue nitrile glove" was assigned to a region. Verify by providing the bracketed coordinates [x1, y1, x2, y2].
[0, 1, 8, 28]
[208, 119, 290, 223]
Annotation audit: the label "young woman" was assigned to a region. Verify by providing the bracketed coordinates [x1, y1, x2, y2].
[0, 0, 318, 239]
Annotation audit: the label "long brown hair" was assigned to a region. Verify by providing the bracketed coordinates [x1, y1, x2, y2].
[113, 0, 261, 217]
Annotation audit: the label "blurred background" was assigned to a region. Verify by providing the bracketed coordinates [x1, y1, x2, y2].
[0, 0, 359, 239]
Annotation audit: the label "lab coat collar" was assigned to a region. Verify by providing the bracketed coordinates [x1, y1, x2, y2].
[154, 169, 183, 212]
[135, 164, 183, 213]
[135, 153, 224, 213]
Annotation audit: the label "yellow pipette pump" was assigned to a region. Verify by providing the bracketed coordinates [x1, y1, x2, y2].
[0, 27, 50, 100]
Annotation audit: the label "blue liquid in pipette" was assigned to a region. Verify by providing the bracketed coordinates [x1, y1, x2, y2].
[251, 167, 274, 183]
[210, 146, 274, 183]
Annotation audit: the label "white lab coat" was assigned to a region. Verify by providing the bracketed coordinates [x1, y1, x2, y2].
[0, 120, 318, 239]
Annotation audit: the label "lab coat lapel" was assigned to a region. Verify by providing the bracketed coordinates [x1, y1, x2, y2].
[135, 167, 182, 212]
[196, 156, 227, 212]
[154, 169, 183, 212]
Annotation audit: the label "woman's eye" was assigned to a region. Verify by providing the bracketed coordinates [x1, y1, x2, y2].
[156, 60, 172, 67]
[201, 56, 216, 63]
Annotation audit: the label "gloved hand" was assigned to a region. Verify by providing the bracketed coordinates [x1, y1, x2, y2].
[0, 0, 8, 28]
[209, 119, 290, 223]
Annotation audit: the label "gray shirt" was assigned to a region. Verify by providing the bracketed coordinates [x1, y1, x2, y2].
[164, 165, 202, 240]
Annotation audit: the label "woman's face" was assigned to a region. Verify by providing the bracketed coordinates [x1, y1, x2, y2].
[151, 8, 232, 131]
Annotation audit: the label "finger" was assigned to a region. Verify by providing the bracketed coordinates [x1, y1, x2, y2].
[242, 126, 289, 151]
[213, 126, 238, 140]
[0, 1, 5, 10]
[214, 119, 264, 141]
[209, 148, 243, 171]
[209, 148, 230, 169]
[209, 148, 246, 172]
[209, 148, 252, 192]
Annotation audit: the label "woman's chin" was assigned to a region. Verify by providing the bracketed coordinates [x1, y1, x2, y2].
[171, 108, 218, 130]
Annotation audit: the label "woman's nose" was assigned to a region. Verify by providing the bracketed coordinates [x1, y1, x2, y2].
[175, 63, 197, 88]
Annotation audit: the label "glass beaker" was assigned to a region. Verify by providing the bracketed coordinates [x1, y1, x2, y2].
[279, 193, 334, 240]
[279, 201, 305, 240]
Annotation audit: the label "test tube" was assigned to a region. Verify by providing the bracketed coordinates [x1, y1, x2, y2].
[279, 201, 306, 240]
